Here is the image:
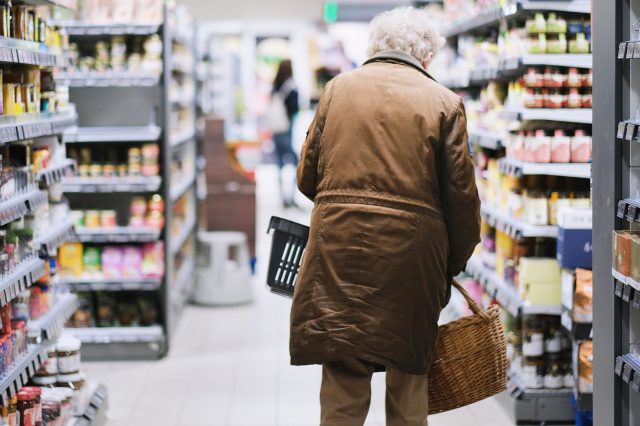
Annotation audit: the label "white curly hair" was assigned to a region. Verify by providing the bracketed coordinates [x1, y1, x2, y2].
[367, 7, 445, 63]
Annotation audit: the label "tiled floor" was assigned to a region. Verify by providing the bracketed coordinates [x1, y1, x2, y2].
[84, 166, 515, 426]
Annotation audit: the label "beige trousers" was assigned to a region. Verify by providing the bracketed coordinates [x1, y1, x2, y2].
[320, 359, 429, 426]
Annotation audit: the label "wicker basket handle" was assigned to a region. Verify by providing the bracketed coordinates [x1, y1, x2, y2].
[451, 279, 491, 322]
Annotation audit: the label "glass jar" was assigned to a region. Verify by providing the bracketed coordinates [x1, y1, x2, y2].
[99, 211, 117, 228]
[567, 88, 583, 108]
[545, 322, 563, 353]
[523, 317, 545, 356]
[17, 389, 35, 426]
[56, 373, 85, 417]
[523, 356, 545, 389]
[544, 354, 565, 389]
[56, 337, 81, 374]
[21, 387, 41, 426]
[525, 191, 549, 226]
[84, 211, 100, 229]
[8, 396, 17, 426]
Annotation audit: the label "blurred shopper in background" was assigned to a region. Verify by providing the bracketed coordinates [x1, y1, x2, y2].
[267, 59, 300, 208]
[290, 7, 481, 425]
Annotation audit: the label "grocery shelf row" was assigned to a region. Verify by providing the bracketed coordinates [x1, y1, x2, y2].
[170, 172, 197, 202]
[560, 308, 592, 341]
[466, 256, 563, 317]
[171, 214, 197, 255]
[0, 110, 77, 145]
[64, 126, 162, 143]
[63, 176, 163, 193]
[480, 205, 558, 238]
[55, 71, 161, 88]
[72, 384, 109, 426]
[55, 22, 160, 37]
[27, 293, 79, 342]
[0, 36, 70, 68]
[498, 157, 591, 179]
[35, 219, 75, 255]
[501, 107, 593, 124]
[0, 188, 47, 226]
[74, 226, 161, 243]
[0, 258, 46, 307]
[443, 0, 591, 38]
[468, 129, 504, 150]
[60, 276, 162, 292]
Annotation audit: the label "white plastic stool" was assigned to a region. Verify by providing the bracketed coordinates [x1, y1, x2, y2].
[193, 231, 253, 305]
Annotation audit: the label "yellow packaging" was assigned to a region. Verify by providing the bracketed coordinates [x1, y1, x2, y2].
[58, 243, 84, 277]
[495, 230, 513, 278]
[518, 257, 561, 304]
[3, 84, 15, 115]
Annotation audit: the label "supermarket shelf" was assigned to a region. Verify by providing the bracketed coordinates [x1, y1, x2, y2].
[0, 36, 69, 67]
[171, 215, 196, 255]
[0, 257, 46, 307]
[37, 159, 76, 186]
[615, 354, 640, 393]
[480, 205, 558, 238]
[59, 276, 162, 292]
[509, 370, 574, 398]
[0, 188, 47, 226]
[27, 294, 79, 342]
[25, 0, 76, 9]
[35, 219, 75, 255]
[616, 198, 640, 223]
[613, 272, 640, 310]
[170, 129, 196, 148]
[63, 176, 162, 193]
[466, 256, 562, 317]
[171, 258, 195, 309]
[501, 108, 592, 124]
[464, 54, 593, 88]
[74, 226, 161, 243]
[56, 71, 161, 87]
[499, 157, 591, 178]
[618, 40, 640, 60]
[170, 172, 196, 202]
[0, 110, 78, 145]
[443, 1, 590, 38]
[561, 308, 592, 341]
[469, 129, 504, 150]
[70, 325, 164, 344]
[71, 384, 109, 426]
[57, 22, 161, 36]
[64, 125, 162, 143]
[0, 345, 47, 406]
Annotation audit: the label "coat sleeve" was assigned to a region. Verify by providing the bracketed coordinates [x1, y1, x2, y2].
[297, 80, 335, 201]
[439, 98, 481, 279]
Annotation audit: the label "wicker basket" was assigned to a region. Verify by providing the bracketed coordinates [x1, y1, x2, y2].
[428, 279, 508, 414]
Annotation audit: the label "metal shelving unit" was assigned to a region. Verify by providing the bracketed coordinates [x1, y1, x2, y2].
[592, 1, 640, 424]
[27, 293, 79, 342]
[501, 107, 593, 124]
[498, 157, 592, 179]
[71, 384, 109, 426]
[480, 205, 558, 238]
[57, 4, 197, 360]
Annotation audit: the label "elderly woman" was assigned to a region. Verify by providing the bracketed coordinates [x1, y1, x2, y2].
[290, 6, 481, 425]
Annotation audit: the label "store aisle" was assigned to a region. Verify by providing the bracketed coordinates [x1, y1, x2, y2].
[84, 165, 514, 426]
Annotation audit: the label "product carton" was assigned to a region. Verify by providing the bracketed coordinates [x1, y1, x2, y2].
[518, 257, 562, 305]
[613, 231, 640, 277]
[561, 269, 575, 310]
[557, 208, 592, 269]
[631, 236, 640, 287]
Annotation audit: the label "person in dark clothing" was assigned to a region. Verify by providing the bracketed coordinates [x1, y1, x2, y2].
[270, 59, 300, 208]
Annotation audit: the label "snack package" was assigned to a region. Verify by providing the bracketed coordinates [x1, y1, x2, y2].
[101, 246, 123, 279]
[58, 243, 83, 277]
[578, 340, 593, 393]
[122, 246, 142, 278]
[142, 242, 164, 279]
[573, 268, 592, 323]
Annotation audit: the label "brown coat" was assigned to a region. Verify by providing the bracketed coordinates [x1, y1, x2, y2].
[291, 50, 481, 375]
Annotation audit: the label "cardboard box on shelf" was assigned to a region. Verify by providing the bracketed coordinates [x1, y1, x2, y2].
[557, 208, 592, 269]
[613, 230, 640, 277]
[519, 257, 562, 305]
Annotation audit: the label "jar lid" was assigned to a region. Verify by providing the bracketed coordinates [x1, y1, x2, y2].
[56, 336, 81, 352]
[17, 390, 34, 400]
[57, 372, 83, 382]
[32, 375, 57, 385]
[22, 386, 41, 396]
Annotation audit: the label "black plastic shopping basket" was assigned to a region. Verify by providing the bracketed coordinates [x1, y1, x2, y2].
[266, 216, 310, 298]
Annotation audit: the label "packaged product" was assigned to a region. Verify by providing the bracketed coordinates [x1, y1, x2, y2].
[117, 294, 139, 326]
[101, 246, 123, 278]
[570, 130, 592, 163]
[142, 242, 164, 278]
[122, 246, 142, 278]
[529, 130, 551, 163]
[58, 243, 83, 277]
[138, 295, 158, 326]
[82, 246, 102, 274]
[578, 340, 593, 393]
[613, 231, 640, 277]
[95, 292, 116, 327]
[70, 293, 93, 328]
[573, 268, 593, 323]
[550, 130, 571, 163]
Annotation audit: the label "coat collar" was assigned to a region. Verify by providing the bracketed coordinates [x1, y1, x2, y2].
[363, 50, 436, 82]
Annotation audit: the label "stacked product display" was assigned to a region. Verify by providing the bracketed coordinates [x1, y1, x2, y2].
[56, 1, 197, 360]
[0, 0, 110, 421]
[440, 0, 593, 423]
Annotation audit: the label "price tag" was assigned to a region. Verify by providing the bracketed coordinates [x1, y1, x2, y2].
[633, 43, 640, 59]
[634, 372, 640, 392]
[616, 357, 625, 375]
[627, 123, 637, 140]
[619, 122, 629, 139]
[620, 42, 630, 58]
[624, 284, 634, 302]
[616, 280, 624, 297]
[624, 364, 634, 383]
[619, 200, 628, 218]
[628, 205, 638, 222]
[628, 42, 637, 59]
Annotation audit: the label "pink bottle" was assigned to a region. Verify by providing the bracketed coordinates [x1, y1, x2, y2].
[571, 130, 592, 163]
[531, 130, 551, 163]
[551, 129, 571, 163]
